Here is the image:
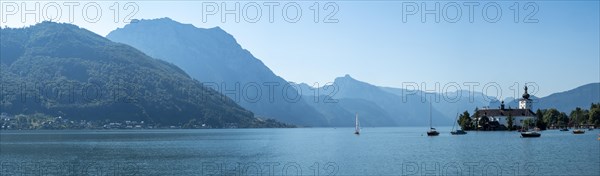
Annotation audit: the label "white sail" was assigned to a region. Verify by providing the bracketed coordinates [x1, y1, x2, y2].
[355, 113, 360, 134]
[429, 101, 432, 129]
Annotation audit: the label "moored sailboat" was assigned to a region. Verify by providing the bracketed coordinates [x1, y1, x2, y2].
[573, 129, 585, 134]
[572, 112, 586, 134]
[426, 102, 439, 136]
[451, 112, 467, 135]
[520, 131, 541, 137]
[354, 113, 360, 135]
[520, 113, 541, 138]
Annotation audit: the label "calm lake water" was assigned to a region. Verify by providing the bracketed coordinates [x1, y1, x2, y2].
[1, 127, 599, 176]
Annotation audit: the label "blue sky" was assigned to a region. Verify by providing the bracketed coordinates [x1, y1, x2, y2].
[1, 1, 599, 97]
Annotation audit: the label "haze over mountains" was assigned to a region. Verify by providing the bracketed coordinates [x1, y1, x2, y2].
[1, 18, 597, 127]
[0, 22, 285, 128]
[295, 75, 452, 126]
[105, 18, 599, 126]
[381, 87, 498, 120]
[107, 18, 448, 126]
[107, 18, 327, 126]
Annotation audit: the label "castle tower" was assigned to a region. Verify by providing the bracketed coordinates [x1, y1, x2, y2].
[519, 86, 532, 109]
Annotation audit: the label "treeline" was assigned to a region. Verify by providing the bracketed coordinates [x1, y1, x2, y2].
[535, 103, 600, 129]
[1, 113, 295, 129]
[457, 103, 600, 130]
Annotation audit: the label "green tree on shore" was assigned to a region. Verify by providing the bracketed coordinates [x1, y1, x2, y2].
[523, 118, 534, 129]
[559, 112, 569, 128]
[458, 111, 472, 130]
[588, 103, 600, 127]
[535, 109, 547, 130]
[543, 108, 560, 128]
[569, 107, 586, 128]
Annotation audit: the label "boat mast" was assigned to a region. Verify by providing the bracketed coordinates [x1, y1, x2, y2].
[355, 112, 359, 132]
[429, 101, 432, 129]
[452, 113, 458, 131]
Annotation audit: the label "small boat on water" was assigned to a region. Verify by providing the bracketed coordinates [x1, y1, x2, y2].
[521, 131, 541, 138]
[572, 124, 586, 134]
[450, 113, 467, 135]
[354, 113, 360, 135]
[427, 128, 440, 136]
[573, 129, 585, 134]
[451, 130, 467, 135]
[520, 118, 541, 137]
[426, 102, 439, 136]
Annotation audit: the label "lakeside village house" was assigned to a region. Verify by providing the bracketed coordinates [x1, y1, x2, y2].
[472, 86, 536, 130]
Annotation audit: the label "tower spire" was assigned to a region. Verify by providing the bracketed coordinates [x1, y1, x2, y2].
[519, 84, 532, 109]
[522, 85, 530, 100]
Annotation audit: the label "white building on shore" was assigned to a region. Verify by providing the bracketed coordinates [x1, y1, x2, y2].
[473, 86, 536, 130]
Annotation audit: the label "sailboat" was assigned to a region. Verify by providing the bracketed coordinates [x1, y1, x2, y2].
[559, 120, 569, 131]
[521, 118, 541, 138]
[354, 113, 360, 135]
[573, 126, 585, 134]
[521, 131, 541, 137]
[451, 113, 467, 135]
[572, 117, 585, 134]
[426, 102, 439, 136]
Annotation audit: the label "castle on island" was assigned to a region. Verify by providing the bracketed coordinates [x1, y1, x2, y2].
[472, 86, 536, 130]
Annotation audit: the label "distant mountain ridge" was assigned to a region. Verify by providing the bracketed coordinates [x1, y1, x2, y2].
[296, 75, 452, 126]
[107, 18, 453, 126]
[0, 22, 283, 127]
[300, 76, 599, 125]
[107, 18, 327, 126]
[105, 17, 599, 126]
[537, 83, 600, 111]
[491, 83, 600, 112]
[381, 87, 499, 120]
